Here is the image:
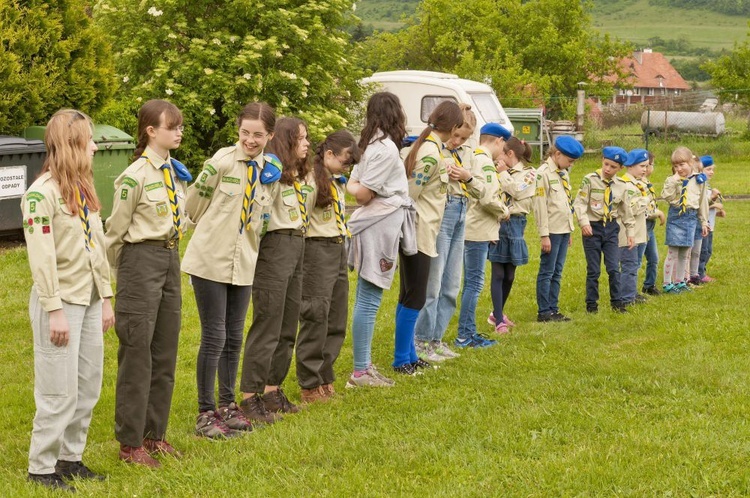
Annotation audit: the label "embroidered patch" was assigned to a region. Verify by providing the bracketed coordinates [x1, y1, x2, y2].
[379, 258, 394, 272]
[422, 156, 438, 169]
[301, 185, 314, 195]
[581, 176, 590, 186]
[579, 190, 588, 198]
[156, 202, 169, 217]
[145, 181, 164, 191]
[222, 176, 240, 184]
[42, 225, 50, 234]
[122, 177, 138, 188]
[549, 179, 560, 185]
[288, 209, 299, 221]
[482, 165, 496, 173]
[205, 164, 217, 175]
[199, 172, 208, 183]
[423, 164, 431, 175]
[486, 175, 493, 184]
[41, 216, 49, 225]
[26, 191, 45, 202]
[536, 187, 546, 197]
[591, 188, 604, 194]
[322, 209, 333, 222]
[29, 201, 36, 213]
[282, 188, 295, 197]
[28, 227, 34, 234]
[121, 189, 128, 200]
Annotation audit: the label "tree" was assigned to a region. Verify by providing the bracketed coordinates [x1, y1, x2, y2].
[357, 0, 630, 117]
[0, 0, 115, 134]
[705, 34, 750, 109]
[93, 0, 364, 167]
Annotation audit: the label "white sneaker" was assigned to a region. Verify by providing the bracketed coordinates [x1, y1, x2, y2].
[416, 341, 447, 362]
[431, 340, 460, 359]
[345, 368, 393, 388]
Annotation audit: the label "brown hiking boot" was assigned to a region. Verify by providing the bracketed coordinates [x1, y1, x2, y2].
[217, 402, 253, 432]
[143, 438, 182, 459]
[262, 388, 300, 413]
[322, 383, 336, 397]
[119, 445, 161, 468]
[301, 386, 329, 404]
[240, 393, 281, 424]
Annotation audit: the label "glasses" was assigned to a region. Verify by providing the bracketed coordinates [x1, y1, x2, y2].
[240, 130, 269, 140]
[159, 125, 185, 132]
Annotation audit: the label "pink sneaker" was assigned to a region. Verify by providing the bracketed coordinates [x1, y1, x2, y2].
[494, 322, 510, 335]
[487, 312, 496, 326]
[488, 312, 516, 327]
[700, 275, 715, 283]
[503, 314, 516, 327]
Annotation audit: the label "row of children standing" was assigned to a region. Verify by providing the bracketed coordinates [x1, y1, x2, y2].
[21, 93, 724, 491]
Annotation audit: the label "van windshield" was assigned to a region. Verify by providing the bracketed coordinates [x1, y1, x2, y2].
[469, 93, 509, 126]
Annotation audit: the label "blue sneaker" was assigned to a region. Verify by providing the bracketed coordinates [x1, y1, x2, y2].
[675, 282, 692, 292]
[663, 283, 680, 294]
[454, 333, 497, 348]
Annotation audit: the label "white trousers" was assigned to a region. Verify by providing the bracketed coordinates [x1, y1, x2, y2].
[28, 287, 103, 475]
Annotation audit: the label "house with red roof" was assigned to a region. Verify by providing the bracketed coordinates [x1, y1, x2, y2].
[609, 49, 691, 106]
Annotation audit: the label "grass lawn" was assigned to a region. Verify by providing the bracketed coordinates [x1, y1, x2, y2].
[1, 163, 749, 495]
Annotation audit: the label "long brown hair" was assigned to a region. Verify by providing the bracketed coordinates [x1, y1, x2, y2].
[133, 99, 183, 158]
[504, 137, 533, 164]
[358, 92, 407, 154]
[313, 130, 360, 208]
[404, 101, 463, 176]
[266, 117, 309, 185]
[236, 101, 276, 132]
[42, 109, 100, 213]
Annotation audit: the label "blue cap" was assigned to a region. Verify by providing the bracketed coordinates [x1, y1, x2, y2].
[700, 155, 714, 167]
[554, 135, 584, 159]
[625, 148, 650, 167]
[602, 146, 628, 165]
[480, 122, 511, 140]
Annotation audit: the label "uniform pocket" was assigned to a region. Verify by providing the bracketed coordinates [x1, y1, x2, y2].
[115, 313, 150, 349]
[218, 183, 243, 213]
[590, 193, 605, 215]
[34, 347, 69, 397]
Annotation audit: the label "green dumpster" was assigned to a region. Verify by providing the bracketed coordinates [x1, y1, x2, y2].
[0, 136, 47, 234]
[24, 124, 135, 219]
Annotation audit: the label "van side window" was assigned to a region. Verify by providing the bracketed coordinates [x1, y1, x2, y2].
[421, 96, 458, 122]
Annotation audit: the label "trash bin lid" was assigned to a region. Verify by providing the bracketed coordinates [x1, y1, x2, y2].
[0, 135, 46, 154]
[93, 124, 134, 144]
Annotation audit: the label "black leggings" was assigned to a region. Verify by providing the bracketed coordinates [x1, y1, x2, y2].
[398, 250, 432, 310]
[490, 262, 516, 319]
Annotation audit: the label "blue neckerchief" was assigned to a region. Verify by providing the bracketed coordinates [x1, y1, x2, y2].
[692, 173, 707, 184]
[333, 174, 347, 184]
[260, 153, 282, 184]
[170, 158, 192, 182]
[402, 135, 418, 148]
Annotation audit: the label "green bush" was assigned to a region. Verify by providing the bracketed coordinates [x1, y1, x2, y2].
[0, 0, 116, 135]
[93, 0, 364, 169]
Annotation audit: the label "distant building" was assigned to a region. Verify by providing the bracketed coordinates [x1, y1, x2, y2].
[609, 49, 690, 106]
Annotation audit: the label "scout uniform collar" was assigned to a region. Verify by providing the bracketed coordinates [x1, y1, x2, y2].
[474, 145, 491, 157]
[596, 168, 613, 183]
[142, 146, 170, 169]
[510, 161, 525, 173]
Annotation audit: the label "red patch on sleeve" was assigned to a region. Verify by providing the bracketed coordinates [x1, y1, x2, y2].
[28, 218, 34, 226]
[42, 226, 50, 234]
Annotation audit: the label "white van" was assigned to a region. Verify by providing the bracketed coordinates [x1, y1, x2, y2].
[360, 70, 514, 139]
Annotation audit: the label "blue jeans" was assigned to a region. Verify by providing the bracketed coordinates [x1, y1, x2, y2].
[536, 233, 570, 314]
[619, 244, 643, 304]
[457, 241, 489, 340]
[639, 219, 659, 289]
[582, 222, 622, 307]
[414, 196, 466, 342]
[698, 231, 713, 277]
[351, 276, 384, 372]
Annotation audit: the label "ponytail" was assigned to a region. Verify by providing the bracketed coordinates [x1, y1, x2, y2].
[504, 137, 532, 164]
[404, 101, 463, 177]
[313, 130, 359, 209]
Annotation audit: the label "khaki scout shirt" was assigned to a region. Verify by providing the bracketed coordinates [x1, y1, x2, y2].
[618, 173, 650, 246]
[266, 176, 305, 233]
[303, 172, 347, 238]
[181, 145, 275, 286]
[498, 161, 537, 216]
[642, 177, 661, 221]
[465, 146, 509, 242]
[446, 144, 472, 197]
[661, 174, 709, 227]
[573, 170, 635, 239]
[22, 173, 113, 311]
[533, 157, 575, 237]
[105, 146, 187, 269]
[404, 133, 449, 257]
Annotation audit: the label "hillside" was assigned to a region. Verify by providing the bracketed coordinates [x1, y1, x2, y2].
[355, 0, 749, 51]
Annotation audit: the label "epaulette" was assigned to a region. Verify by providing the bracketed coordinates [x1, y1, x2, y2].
[474, 148, 489, 157]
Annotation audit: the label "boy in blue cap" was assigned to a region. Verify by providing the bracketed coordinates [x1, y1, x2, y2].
[573, 146, 635, 313]
[618, 149, 651, 305]
[532, 135, 583, 322]
[696, 155, 724, 283]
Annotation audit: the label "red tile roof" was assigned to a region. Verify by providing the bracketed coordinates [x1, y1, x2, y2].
[615, 51, 690, 91]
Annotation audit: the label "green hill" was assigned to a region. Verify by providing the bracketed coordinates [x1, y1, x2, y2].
[355, 0, 749, 51]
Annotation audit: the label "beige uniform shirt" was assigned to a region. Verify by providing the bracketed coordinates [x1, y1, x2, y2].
[22, 173, 113, 311]
[573, 170, 635, 238]
[181, 145, 275, 285]
[404, 134, 449, 257]
[533, 157, 575, 236]
[661, 174, 709, 227]
[266, 176, 305, 233]
[105, 146, 187, 269]
[618, 173, 650, 246]
[465, 146, 509, 242]
[643, 177, 662, 221]
[445, 144, 472, 198]
[498, 162, 537, 216]
[303, 173, 347, 238]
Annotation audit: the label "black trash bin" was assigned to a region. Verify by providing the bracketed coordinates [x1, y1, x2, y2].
[0, 136, 47, 235]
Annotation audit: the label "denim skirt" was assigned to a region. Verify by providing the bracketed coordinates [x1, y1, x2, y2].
[665, 206, 697, 247]
[488, 215, 528, 266]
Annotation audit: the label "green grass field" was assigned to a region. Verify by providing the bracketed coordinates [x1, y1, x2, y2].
[2, 157, 749, 495]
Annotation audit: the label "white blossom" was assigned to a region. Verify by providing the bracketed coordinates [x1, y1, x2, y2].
[279, 71, 297, 80]
[243, 73, 252, 80]
[165, 88, 174, 95]
[204, 68, 214, 75]
[212, 38, 221, 46]
[352, 3, 357, 12]
[122, 76, 129, 83]
[208, 108, 216, 116]
[147, 6, 163, 17]
[167, 33, 177, 39]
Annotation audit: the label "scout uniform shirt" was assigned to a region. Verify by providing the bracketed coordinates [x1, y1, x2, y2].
[22, 173, 113, 311]
[533, 157, 575, 237]
[617, 173, 650, 246]
[464, 145, 509, 242]
[403, 133, 450, 257]
[303, 172, 348, 239]
[105, 146, 187, 269]
[181, 145, 275, 286]
[445, 144, 473, 198]
[497, 161, 537, 216]
[661, 173, 709, 228]
[643, 176, 662, 222]
[265, 175, 306, 233]
[573, 169, 635, 237]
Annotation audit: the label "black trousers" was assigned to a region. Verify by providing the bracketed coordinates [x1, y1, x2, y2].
[398, 250, 432, 310]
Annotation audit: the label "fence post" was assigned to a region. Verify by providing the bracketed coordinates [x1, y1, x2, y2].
[645, 107, 650, 150]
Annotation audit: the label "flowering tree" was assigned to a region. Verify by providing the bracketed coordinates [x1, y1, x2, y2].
[0, 0, 115, 134]
[94, 0, 363, 167]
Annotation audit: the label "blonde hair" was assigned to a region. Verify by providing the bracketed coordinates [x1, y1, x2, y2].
[691, 154, 703, 173]
[42, 109, 100, 213]
[670, 146, 693, 165]
[458, 103, 477, 132]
